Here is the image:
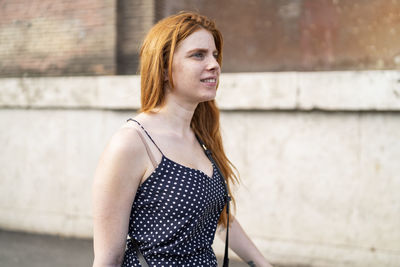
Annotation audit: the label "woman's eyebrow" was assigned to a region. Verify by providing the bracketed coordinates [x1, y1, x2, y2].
[186, 48, 218, 54]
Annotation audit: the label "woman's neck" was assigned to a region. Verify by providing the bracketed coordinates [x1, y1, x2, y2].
[155, 96, 197, 138]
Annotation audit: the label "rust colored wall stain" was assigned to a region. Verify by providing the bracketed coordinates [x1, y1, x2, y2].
[159, 0, 400, 72]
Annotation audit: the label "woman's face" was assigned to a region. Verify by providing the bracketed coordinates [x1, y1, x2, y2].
[167, 28, 220, 105]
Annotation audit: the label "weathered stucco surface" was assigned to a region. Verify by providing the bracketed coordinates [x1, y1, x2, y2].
[1, 71, 400, 110]
[0, 72, 399, 266]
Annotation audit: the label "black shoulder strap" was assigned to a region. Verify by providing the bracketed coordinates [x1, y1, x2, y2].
[196, 135, 231, 267]
[127, 118, 164, 156]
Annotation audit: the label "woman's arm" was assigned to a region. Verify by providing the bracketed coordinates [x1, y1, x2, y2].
[92, 127, 147, 267]
[218, 216, 273, 267]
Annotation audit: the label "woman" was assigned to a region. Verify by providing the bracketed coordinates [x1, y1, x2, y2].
[92, 11, 273, 267]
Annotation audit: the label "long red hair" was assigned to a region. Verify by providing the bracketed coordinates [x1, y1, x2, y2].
[139, 11, 238, 227]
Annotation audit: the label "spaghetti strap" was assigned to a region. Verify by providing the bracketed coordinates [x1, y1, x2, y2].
[127, 118, 164, 155]
[135, 129, 158, 169]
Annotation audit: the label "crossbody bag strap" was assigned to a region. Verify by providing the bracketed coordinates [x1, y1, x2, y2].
[129, 238, 149, 267]
[196, 135, 231, 267]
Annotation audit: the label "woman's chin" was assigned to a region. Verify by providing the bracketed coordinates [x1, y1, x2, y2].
[199, 93, 216, 103]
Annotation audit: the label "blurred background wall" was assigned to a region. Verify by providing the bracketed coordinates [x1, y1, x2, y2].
[1, 0, 400, 266]
[2, 0, 400, 76]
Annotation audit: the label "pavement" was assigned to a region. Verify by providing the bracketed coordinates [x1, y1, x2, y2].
[0, 229, 249, 267]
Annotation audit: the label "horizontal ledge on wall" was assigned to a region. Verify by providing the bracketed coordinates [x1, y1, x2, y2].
[0, 76, 141, 110]
[1, 71, 400, 111]
[217, 71, 400, 111]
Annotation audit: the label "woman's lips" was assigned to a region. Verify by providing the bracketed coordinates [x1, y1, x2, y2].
[200, 78, 217, 86]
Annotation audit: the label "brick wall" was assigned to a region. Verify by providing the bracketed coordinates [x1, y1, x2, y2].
[117, 0, 155, 74]
[158, 0, 400, 72]
[0, 0, 115, 77]
[2, 0, 400, 76]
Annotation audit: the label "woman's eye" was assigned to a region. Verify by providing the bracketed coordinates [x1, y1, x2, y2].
[192, 52, 204, 58]
[213, 54, 218, 59]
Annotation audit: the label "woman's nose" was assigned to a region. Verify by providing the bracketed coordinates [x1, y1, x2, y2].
[207, 55, 220, 72]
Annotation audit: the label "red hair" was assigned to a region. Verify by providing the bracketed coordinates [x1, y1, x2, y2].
[139, 11, 238, 227]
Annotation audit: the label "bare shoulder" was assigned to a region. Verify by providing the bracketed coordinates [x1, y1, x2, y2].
[107, 122, 144, 157]
[94, 122, 147, 186]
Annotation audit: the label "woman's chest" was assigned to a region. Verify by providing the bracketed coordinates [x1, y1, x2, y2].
[134, 158, 226, 215]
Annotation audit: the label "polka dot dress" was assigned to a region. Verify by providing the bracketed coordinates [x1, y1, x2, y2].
[122, 119, 227, 267]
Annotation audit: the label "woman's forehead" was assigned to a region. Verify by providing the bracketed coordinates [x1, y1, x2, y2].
[177, 29, 217, 53]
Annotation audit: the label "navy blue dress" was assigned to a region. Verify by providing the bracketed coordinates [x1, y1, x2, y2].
[122, 119, 227, 266]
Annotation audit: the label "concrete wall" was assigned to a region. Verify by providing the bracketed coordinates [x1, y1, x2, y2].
[1, 71, 400, 266]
